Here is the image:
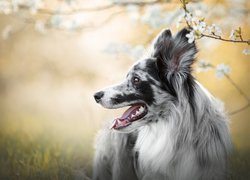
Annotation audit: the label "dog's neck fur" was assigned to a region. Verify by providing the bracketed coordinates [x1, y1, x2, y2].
[134, 82, 212, 179]
[135, 117, 175, 176]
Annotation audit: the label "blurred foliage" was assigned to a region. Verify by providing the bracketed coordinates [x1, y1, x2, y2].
[0, 117, 93, 179]
[230, 150, 250, 180]
[0, 117, 249, 179]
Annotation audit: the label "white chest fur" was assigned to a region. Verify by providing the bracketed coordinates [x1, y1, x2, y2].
[134, 120, 174, 175]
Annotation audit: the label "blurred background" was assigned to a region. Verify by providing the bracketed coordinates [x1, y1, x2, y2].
[0, 0, 249, 179]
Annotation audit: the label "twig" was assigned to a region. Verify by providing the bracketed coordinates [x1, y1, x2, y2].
[113, 0, 161, 6]
[18, 0, 161, 15]
[180, 0, 190, 13]
[73, 11, 125, 31]
[229, 103, 250, 115]
[200, 64, 250, 115]
[224, 75, 250, 102]
[11, 10, 125, 32]
[201, 34, 250, 44]
[18, 4, 114, 15]
[225, 75, 250, 115]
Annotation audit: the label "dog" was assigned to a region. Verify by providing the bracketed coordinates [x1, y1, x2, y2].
[93, 28, 231, 180]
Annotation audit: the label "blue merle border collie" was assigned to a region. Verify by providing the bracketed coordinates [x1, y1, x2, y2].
[93, 28, 231, 180]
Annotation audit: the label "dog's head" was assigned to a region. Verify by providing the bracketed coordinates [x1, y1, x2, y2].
[94, 28, 197, 133]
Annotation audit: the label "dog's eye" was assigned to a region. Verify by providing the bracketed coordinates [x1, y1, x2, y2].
[132, 76, 141, 85]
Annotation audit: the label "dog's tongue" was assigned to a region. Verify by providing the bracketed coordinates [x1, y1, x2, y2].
[111, 105, 141, 129]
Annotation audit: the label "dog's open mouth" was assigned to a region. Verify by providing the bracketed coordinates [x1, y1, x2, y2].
[111, 104, 147, 129]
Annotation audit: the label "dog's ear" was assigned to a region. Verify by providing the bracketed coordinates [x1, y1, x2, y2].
[153, 28, 197, 95]
[152, 29, 172, 57]
[154, 28, 197, 77]
[170, 28, 197, 75]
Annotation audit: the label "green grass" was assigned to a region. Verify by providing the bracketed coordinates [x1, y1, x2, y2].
[0, 115, 94, 180]
[0, 118, 249, 180]
[0, 131, 93, 180]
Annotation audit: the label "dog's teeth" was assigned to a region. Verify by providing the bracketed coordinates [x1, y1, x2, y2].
[131, 114, 135, 118]
[135, 111, 140, 115]
[139, 106, 144, 111]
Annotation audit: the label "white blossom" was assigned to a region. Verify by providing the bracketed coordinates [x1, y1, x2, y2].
[103, 43, 145, 61]
[130, 45, 145, 60]
[206, 24, 222, 36]
[26, 0, 44, 14]
[185, 12, 193, 23]
[50, 15, 63, 27]
[10, 0, 23, 12]
[64, 0, 77, 6]
[103, 43, 130, 54]
[69, 20, 79, 31]
[2, 25, 12, 40]
[0, 1, 12, 14]
[35, 20, 46, 33]
[214, 25, 222, 36]
[242, 49, 250, 55]
[186, 31, 195, 43]
[216, 64, 231, 79]
[127, 5, 140, 22]
[194, 9, 203, 17]
[193, 21, 206, 33]
[141, 5, 163, 28]
[209, 4, 226, 17]
[199, 38, 219, 49]
[196, 60, 212, 72]
[188, 2, 208, 17]
[30, 7, 37, 14]
[176, 16, 183, 28]
[0, 0, 44, 14]
[207, 25, 213, 34]
[229, 30, 236, 40]
[60, 20, 75, 30]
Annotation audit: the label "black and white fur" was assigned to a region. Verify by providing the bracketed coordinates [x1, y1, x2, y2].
[93, 29, 231, 180]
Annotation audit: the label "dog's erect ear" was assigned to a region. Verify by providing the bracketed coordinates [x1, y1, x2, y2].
[152, 29, 172, 56]
[153, 28, 197, 80]
[171, 28, 197, 75]
[153, 28, 197, 96]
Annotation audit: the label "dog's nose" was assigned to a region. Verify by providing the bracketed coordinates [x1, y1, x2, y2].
[94, 91, 104, 103]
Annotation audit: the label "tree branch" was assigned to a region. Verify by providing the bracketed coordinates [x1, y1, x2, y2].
[180, 0, 250, 45]
[201, 34, 250, 44]
[73, 11, 125, 31]
[11, 10, 125, 32]
[225, 75, 250, 115]
[229, 103, 250, 115]
[199, 64, 250, 115]
[18, 0, 161, 15]
[224, 75, 250, 103]
[18, 4, 114, 15]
